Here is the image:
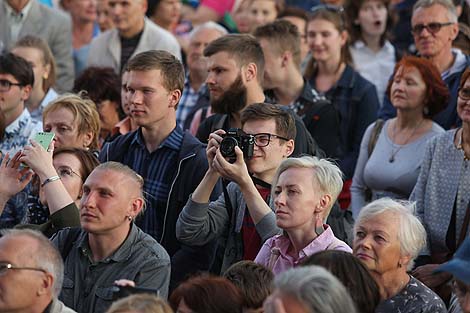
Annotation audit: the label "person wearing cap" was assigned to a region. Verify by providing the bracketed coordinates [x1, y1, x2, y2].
[436, 236, 470, 313]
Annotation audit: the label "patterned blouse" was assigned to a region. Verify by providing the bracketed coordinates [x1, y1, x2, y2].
[375, 276, 446, 313]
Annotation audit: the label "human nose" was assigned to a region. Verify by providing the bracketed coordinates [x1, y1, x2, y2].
[130, 90, 144, 105]
[274, 191, 286, 207]
[206, 72, 215, 85]
[81, 190, 96, 209]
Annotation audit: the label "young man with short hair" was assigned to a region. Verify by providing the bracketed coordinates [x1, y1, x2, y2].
[52, 162, 170, 313]
[177, 103, 295, 274]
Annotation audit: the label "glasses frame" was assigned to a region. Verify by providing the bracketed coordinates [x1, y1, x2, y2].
[411, 22, 454, 35]
[57, 166, 82, 179]
[458, 87, 470, 101]
[0, 79, 24, 92]
[0, 262, 47, 275]
[253, 133, 290, 147]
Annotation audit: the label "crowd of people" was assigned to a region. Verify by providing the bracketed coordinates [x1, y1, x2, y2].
[0, 0, 470, 312]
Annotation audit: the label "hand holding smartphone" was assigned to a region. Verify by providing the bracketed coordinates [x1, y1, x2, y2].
[33, 132, 55, 151]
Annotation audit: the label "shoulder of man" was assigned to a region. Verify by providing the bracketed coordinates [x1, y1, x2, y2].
[133, 227, 171, 263]
[99, 130, 137, 163]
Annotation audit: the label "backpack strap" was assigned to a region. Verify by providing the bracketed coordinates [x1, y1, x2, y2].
[367, 119, 385, 157]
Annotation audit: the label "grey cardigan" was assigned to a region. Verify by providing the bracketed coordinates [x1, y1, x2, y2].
[410, 129, 470, 255]
[176, 182, 280, 274]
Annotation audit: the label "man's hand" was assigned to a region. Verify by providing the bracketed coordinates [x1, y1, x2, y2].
[412, 264, 452, 288]
[207, 129, 225, 174]
[213, 146, 251, 187]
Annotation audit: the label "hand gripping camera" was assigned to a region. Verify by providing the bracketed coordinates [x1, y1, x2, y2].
[220, 128, 255, 161]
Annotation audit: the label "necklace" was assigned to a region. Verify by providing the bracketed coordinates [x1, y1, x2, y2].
[389, 119, 424, 163]
[457, 128, 470, 161]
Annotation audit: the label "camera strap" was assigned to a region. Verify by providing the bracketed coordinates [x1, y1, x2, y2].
[251, 176, 271, 190]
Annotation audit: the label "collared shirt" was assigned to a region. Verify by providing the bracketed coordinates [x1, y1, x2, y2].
[3, 0, 33, 42]
[111, 116, 133, 136]
[1, 108, 43, 155]
[30, 88, 58, 122]
[350, 40, 396, 107]
[125, 126, 183, 240]
[52, 224, 171, 313]
[255, 225, 352, 275]
[176, 74, 206, 128]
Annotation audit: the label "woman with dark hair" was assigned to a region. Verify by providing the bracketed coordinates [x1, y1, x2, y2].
[0, 145, 99, 237]
[12, 35, 58, 122]
[73, 67, 124, 144]
[351, 56, 447, 218]
[146, 0, 182, 33]
[304, 5, 380, 208]
[410, 67, 470, 299]
[169, 275, 243, 313]
[303, 250, 381, 313]
[345, 0, 398, 107]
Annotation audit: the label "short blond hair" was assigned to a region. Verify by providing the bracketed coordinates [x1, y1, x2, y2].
[106, 294, 173, 313]
[43, 93, 100, 150]
[272, 156, 343, 214]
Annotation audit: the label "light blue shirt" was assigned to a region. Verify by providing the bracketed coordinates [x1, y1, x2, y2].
[1, 108, 43, 155]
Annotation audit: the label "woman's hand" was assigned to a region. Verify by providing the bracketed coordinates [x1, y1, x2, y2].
[19, 140, 56, 181]
[0, 152, 33, 199]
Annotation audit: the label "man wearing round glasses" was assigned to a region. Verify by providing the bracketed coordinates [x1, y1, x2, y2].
[0, 52, 42, 155]
[177, 103, 295, 274]
[379, 0, 470, 129]
[0, 229, 75, 312]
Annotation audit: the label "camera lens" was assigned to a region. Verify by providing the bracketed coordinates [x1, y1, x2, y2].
[220, 137, 238, 157]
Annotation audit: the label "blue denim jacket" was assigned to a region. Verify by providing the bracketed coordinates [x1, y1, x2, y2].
[310, 65, 379, 179]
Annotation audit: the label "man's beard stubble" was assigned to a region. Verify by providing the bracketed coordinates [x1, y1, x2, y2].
[210, 75, 248, 115]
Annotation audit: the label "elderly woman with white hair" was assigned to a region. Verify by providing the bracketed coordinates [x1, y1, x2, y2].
[264, 265, 358, 313]
[255, 156, 351, 275]
[353, 198, 446, 313]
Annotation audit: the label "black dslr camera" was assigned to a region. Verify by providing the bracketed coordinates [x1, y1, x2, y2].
[220, 128, 255, 161]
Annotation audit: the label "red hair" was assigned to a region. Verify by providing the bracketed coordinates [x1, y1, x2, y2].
[459, 67, 470, 90]
[386, 55, 449, 118]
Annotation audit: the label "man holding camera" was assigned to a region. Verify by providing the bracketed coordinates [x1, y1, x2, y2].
[176, 103, 295, 274]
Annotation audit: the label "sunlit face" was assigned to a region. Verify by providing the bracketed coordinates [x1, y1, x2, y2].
[108, 0, 146, 37]
[43, 107, 93, 149]
[127, 69, 179, 128]
[390, 66, 427, 112]
[0, 73, 29, 121]
[411, 4, 458, 58]
[306, 18, 347, 64]
[187, 28, 224, 74]
[353, 211, 408, 276]
[281, 16, 309, 61]
[242, 119, 293, 182]
[457, 76, 470, 123]
[151, 0, 181, 30]
[273, 167, 322, 233]
[64, 0, 97, 23]
[233, 0, 253, 33]
[96, 0, 115, 31]
[205, 52, 242, 101]
[357, 0, 388, 38]
[40, 153, 84, 206]
[258, 38, 283, 89]
[250, 0, 277, 28]
[0, 236, 45, 312]
[80, 169, 141, 235]
[11, 46, 49, 95]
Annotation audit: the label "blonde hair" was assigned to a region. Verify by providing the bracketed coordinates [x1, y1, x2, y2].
[43, 93, 100, 150]
[106, 294, 173, 313]
[272, 156, 343, 215]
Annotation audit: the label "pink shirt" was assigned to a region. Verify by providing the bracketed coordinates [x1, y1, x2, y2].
[254, 225, 352, 275]
[201, 0, 236, 17]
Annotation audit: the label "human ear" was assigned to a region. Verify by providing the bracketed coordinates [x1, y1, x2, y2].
[283, 139, 295, 158]
[243, 63, 258, 82]
[37, 272, 54, 296]
[168, 89, 181, 109]
[21, 85, 32, 102]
